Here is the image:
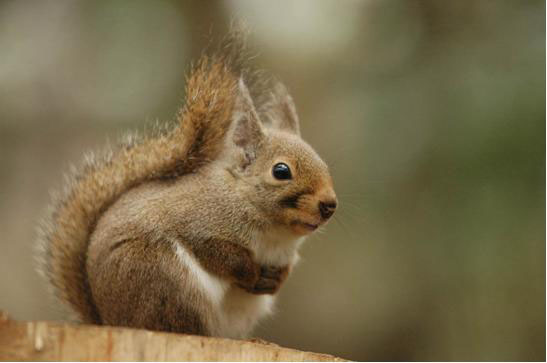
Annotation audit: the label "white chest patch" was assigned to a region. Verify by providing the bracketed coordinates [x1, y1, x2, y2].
[172, 230, 305, 338]
[249, 229, 306, 267]
[173, 242, 228, 307]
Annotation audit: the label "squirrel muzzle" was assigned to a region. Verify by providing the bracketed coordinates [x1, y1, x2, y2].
[288, 185, 337, 235]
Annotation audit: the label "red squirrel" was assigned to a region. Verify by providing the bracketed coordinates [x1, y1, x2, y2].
[37, 30, 337, 338]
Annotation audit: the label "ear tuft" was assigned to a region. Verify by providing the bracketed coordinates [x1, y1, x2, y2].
[230, 79, 265, 163]
[264, 82, 301, 136]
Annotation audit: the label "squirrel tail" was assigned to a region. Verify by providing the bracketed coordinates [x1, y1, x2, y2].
[35, 31, 255, 322]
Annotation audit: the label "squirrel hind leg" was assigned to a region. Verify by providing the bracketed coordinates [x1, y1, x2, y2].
[87, 236, 212, 335]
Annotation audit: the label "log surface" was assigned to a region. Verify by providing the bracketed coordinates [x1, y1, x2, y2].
[0, 312, 345, 361]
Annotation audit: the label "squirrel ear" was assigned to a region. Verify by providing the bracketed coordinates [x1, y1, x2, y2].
[265, 82, 301, 136]
[229, 78, 265, 164]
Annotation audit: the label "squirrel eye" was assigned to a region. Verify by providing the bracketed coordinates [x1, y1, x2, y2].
[272, 163, 292, 180]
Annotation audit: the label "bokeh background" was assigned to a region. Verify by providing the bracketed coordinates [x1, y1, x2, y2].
[0, 0, 544, 360]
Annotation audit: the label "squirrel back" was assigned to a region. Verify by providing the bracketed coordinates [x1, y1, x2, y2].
[37, 32, 269, 323]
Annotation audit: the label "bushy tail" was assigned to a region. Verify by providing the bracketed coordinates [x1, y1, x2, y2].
[36, 31, 258, 322]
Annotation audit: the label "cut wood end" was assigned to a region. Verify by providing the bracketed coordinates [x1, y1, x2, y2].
[0, 311, 347, 361]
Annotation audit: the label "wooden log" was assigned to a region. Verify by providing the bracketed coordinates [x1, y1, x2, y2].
[0, 311, 346, 361]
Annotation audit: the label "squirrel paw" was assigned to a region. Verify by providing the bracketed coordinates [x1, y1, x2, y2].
[246, 265, 289, 295]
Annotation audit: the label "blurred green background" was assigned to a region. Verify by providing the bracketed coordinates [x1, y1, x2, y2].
[0, 0, 544, 360]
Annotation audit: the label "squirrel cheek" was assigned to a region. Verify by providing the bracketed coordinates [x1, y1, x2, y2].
[281, 207, 300, 222]
[282, 208, 319, 235]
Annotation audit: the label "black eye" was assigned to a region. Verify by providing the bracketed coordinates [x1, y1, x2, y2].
[272, 163, 292, 180]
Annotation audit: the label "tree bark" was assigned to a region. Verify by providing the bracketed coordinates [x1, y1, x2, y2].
[0, 311, 346, 361]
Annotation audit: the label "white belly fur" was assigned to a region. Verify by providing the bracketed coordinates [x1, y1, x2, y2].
[172, 231, 305, 338]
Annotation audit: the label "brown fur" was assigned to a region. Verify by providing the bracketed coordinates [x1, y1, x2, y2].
[37, 29, 337, 336]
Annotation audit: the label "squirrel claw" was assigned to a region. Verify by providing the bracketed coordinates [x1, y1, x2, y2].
[255, 277, 279, 292]
[244, 265, 290, 294]
[238, 278, 279, 295]
[260, 265, 288, 280]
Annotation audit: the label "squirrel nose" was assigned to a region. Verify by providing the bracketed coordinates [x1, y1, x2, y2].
[319, 200, 337, 220]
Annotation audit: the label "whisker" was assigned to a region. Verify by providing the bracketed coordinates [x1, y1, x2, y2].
[332, 213, 357, 239]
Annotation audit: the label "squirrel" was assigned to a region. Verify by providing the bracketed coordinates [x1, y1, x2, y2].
[36, 30, 337, 339]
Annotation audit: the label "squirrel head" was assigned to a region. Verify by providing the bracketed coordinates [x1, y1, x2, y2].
[223, 79, 337, 236]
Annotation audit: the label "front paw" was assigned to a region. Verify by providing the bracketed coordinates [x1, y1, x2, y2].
[245, 265, 289, 295]
[232, 250, 261, 291]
